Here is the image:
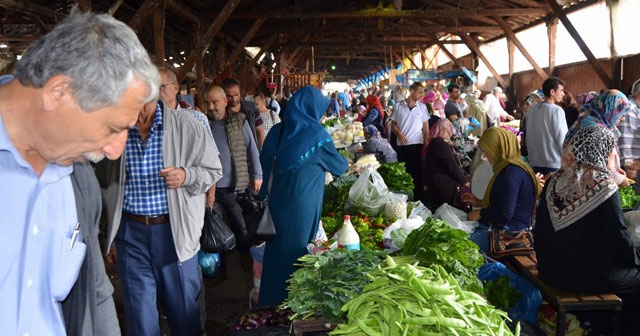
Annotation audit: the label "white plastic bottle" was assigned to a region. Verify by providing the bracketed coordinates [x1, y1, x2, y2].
[337, 215, 360, 251]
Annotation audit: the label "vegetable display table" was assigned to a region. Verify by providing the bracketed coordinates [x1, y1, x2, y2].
[290, 319, 336, 336]
[506, 254, 621, 336]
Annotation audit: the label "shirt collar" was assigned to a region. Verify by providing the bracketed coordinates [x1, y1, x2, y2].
[154, 102, 164, 126]
[0, 112, 73, 179]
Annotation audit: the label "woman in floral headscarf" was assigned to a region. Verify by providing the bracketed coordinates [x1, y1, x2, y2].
[575, 91, 598, 107]
[534, 125, 640, 336]
[565, 90, 631, 186]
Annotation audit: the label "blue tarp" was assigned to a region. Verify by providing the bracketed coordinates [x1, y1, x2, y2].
[395, 67, 476, 84]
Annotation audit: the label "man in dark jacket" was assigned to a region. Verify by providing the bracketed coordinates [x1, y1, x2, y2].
[222, 78, 264, 149]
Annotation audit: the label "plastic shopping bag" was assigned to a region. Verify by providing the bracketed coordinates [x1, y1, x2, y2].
[348, 166, 389, 216]
[435, 203, 478, 234]
[478, 261, 542, 325]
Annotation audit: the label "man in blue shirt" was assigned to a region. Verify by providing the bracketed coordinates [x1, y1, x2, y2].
[0, 13, 160, 335]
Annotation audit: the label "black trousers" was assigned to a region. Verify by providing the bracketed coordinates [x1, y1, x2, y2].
[396, 144, 423, 202]
[213, 187, 250, 248]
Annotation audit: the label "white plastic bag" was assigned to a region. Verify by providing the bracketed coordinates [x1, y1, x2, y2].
[408, 201, 432, 220]
[435, 203, 478, 234]
[348, 166, 389, 216]
[385, 192, 408, 219]
[382, 217, 425, 251]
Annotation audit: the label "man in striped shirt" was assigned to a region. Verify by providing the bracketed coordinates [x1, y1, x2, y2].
[620, 79, 640, 190]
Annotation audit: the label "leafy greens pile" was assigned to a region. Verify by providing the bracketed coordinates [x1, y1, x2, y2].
[620, 185, 640, 209]
[398, 217, 484, 294]
[322, 174, 358, 216]
[483, 275, 522, 312]
[282, 249, 387, 322]
[376, 162, 414, 199]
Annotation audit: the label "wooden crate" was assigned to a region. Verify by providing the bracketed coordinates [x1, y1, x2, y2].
[290, 319, 337, 336]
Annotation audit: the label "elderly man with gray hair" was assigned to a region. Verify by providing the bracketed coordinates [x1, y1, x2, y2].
[0, 13, 160, 335]
[483, 86, 514, 126]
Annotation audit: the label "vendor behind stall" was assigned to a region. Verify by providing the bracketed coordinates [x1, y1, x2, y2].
[534, 125, 640, 335]
[461, 127, 540, 253]
[363, 125, 397, 164]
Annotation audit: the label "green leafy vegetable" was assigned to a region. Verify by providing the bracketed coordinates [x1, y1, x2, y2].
[390, 228, 409, 249]
[376, 162, 414, 199]
[483, 275, 522, 312]
[282, 249, 387, 322]
[399, 217, 484, 293]
[322, 174, 358, 216]
[338, 149, 354, 163]
[330, 258, 519, 336]
[322, 117, 347, 128]
[620, 186, 640, 209]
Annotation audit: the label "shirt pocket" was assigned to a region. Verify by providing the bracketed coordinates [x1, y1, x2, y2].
[50, 230, 87, 301]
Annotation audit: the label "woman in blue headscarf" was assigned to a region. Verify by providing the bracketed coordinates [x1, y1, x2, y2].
[258, 86, 348, 306]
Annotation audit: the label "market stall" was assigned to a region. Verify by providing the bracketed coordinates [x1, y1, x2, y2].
[228, 141, 640, 336]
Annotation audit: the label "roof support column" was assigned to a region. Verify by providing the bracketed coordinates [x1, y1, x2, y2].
[194, 25, 205, 112]
[495, 16, 548, 81]
[547, 17, 557, 76]
[460, 34, 506, 88]
[177, 0, 242, 81]
[547, 0, 611, 87]
[152, 0, 165, 68]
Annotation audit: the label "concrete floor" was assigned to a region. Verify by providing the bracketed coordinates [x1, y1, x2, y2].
[107, 249, 255, 335]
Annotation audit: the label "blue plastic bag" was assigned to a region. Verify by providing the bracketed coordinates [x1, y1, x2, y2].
[478, 261, 542, 325]
[198, 250, 221, 278]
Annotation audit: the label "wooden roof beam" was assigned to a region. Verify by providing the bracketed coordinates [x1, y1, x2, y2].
[547, 0, 610, 87]
[405, 49, 421, 70]
[494, 16, 547, 80]
[227, 18, 265, 67]
[176, 0, 242, 81]
[129, 0, 163, 33]
[424, 1, 497, 25]
[240, 34, 278, 79]
[109, 0, 125, 15]
[296, 39, 465, 46]
[0, 0, 66, 20]
[281, 25, 502, 35]
[231, 8, 549, 20]
[435, 41, 465, 70]
[460, 33, 506, 88]
[166, 0, 201, 25]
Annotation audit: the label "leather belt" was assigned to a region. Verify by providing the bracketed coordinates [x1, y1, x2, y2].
[122, 212, 170, 225]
